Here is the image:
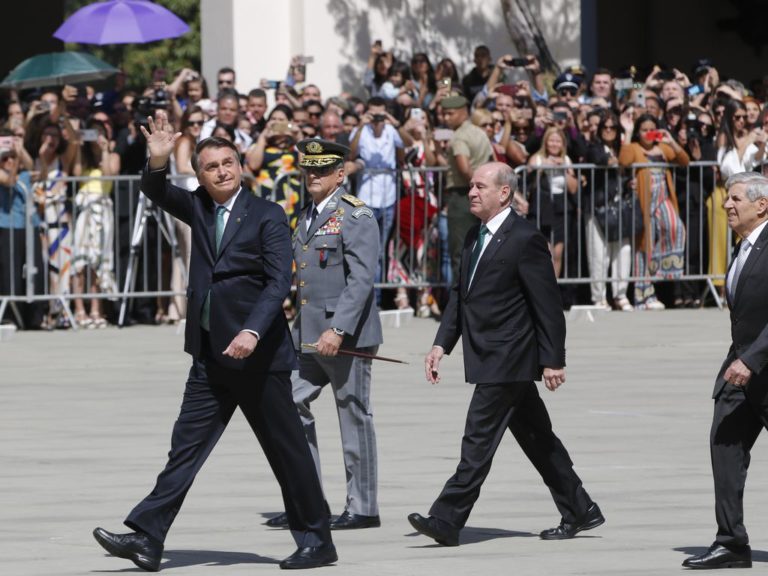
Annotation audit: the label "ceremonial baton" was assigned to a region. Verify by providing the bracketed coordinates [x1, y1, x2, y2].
[301, 343, 409, 364]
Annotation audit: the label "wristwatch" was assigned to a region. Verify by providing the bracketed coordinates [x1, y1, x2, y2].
[331, 327, 345, 336]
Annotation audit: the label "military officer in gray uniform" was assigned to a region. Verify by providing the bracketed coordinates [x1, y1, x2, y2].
[266, 139, 383, 530]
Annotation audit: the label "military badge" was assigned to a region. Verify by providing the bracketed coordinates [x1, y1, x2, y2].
[306, 141, 324, 154]
[316, 216, 343, 235]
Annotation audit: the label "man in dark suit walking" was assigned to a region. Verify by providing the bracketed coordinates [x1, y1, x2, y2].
[408, 161, 603, 546]
[683, 172, 768, 570]
[92, 117, 336, 571]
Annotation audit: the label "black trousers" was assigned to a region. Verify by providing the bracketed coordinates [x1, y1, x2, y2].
[124, 341, 330, 548]
[429, 381, 593, 529]
[711, 383, 768, 550]
[0, 227, 44, 328]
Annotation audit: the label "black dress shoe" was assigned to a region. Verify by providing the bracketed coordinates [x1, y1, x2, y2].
[93, 527, 163, 572]
[682, 543, 752, 569]
[279, 543, 338, 570]
[330, 510, 381, 530]
[539, 502, 605, 540]
[407, 513, 459, 546]
[265, 512, 290, 528]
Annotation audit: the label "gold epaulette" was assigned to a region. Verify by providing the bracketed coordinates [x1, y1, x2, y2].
[341, 194, 365, 207]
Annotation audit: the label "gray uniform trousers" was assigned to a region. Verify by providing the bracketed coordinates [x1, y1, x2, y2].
[291, 347, 378, 517]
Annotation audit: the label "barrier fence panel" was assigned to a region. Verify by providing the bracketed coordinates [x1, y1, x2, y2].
[0, 161, 733, 328]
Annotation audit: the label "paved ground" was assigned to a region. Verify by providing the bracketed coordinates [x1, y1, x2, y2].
[3, 309, 768, 575]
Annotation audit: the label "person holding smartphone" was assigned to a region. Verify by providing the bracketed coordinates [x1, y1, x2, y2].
[619, 113, 689, 310]
[0, 130, 44, 328]
[71, 118, 120, 328]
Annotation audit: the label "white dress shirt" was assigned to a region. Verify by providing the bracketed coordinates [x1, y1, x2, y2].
[469, 207, 511, 287]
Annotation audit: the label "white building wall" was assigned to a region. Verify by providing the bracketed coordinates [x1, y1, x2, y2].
[202, 0, 581, 101]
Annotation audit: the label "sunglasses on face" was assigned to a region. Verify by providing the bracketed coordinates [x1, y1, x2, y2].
[308, 111, 322, 118]
[602, 125, 617, 131]
[303, 164, 338, 177]
[734, 114, 747, 121]
[558, 88, 577, 96]
[188, 120, 204, 127]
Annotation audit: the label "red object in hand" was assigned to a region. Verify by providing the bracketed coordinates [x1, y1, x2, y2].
[645, 130, 664, 142]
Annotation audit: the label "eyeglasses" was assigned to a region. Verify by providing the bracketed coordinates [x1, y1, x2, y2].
[734, 114, 747, 121]
[188, 120, 204, 126]
[602, 125, 617, 131]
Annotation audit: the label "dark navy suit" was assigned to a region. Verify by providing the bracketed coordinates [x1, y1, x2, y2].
[124, 165, 330, 547]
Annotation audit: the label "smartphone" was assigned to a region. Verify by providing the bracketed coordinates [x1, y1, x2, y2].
[645, 129, 664, 142]
[297, 55, 314, 65]
[80, 129, 100, 142]
[265, 80, 281, 90]
[270, 120, 291, 135]
[505, 57, 531, 67]
[0, 136, 14, 149]
[438, 77, 451, 91]
[614, 78, 633, 90]
[634, 92, 646, 108]
[553, 110, 568, 122]
[374, 39, 382, 48]
[433, 128, 454, 141]
[656, 69, 676, 81]
[686, 84, 703, 97]
[410, 108, 425, 121]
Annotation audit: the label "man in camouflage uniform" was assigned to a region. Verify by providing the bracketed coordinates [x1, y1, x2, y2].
[267, 139, 383, 530]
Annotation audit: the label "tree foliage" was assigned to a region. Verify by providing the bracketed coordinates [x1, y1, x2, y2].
[62, 0, 200, 90]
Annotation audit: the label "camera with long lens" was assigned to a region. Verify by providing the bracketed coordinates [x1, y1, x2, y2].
[686, 119, 709, 143]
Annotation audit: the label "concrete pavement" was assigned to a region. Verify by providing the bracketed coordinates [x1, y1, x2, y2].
[2, 309, 768, 575]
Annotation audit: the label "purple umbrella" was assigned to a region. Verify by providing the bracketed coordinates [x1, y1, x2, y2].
[53, 0, 189, 45]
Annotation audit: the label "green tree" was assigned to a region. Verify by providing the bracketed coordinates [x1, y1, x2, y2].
[63, 0, 200, 90]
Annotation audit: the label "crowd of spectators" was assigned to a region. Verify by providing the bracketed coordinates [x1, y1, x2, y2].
[1, 44, 767, 329]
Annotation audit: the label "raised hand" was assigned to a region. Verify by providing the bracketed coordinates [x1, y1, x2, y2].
[139, 115, 181, 170]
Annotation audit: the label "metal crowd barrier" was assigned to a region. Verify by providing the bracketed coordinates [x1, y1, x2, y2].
[0, 161, 733, 328]
[516, 160, 727, 307]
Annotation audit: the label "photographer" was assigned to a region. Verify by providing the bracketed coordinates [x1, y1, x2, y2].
[245, 105, 302, 228]
[0, 130, 44, 328]
[674, 111, 717, 308]
[71, 117, 120, 328]
[363, 41, 394, 98]
[349, 97, 413, 304]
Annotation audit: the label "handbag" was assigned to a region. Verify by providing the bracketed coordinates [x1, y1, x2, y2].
[593, 192, 643, 242]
